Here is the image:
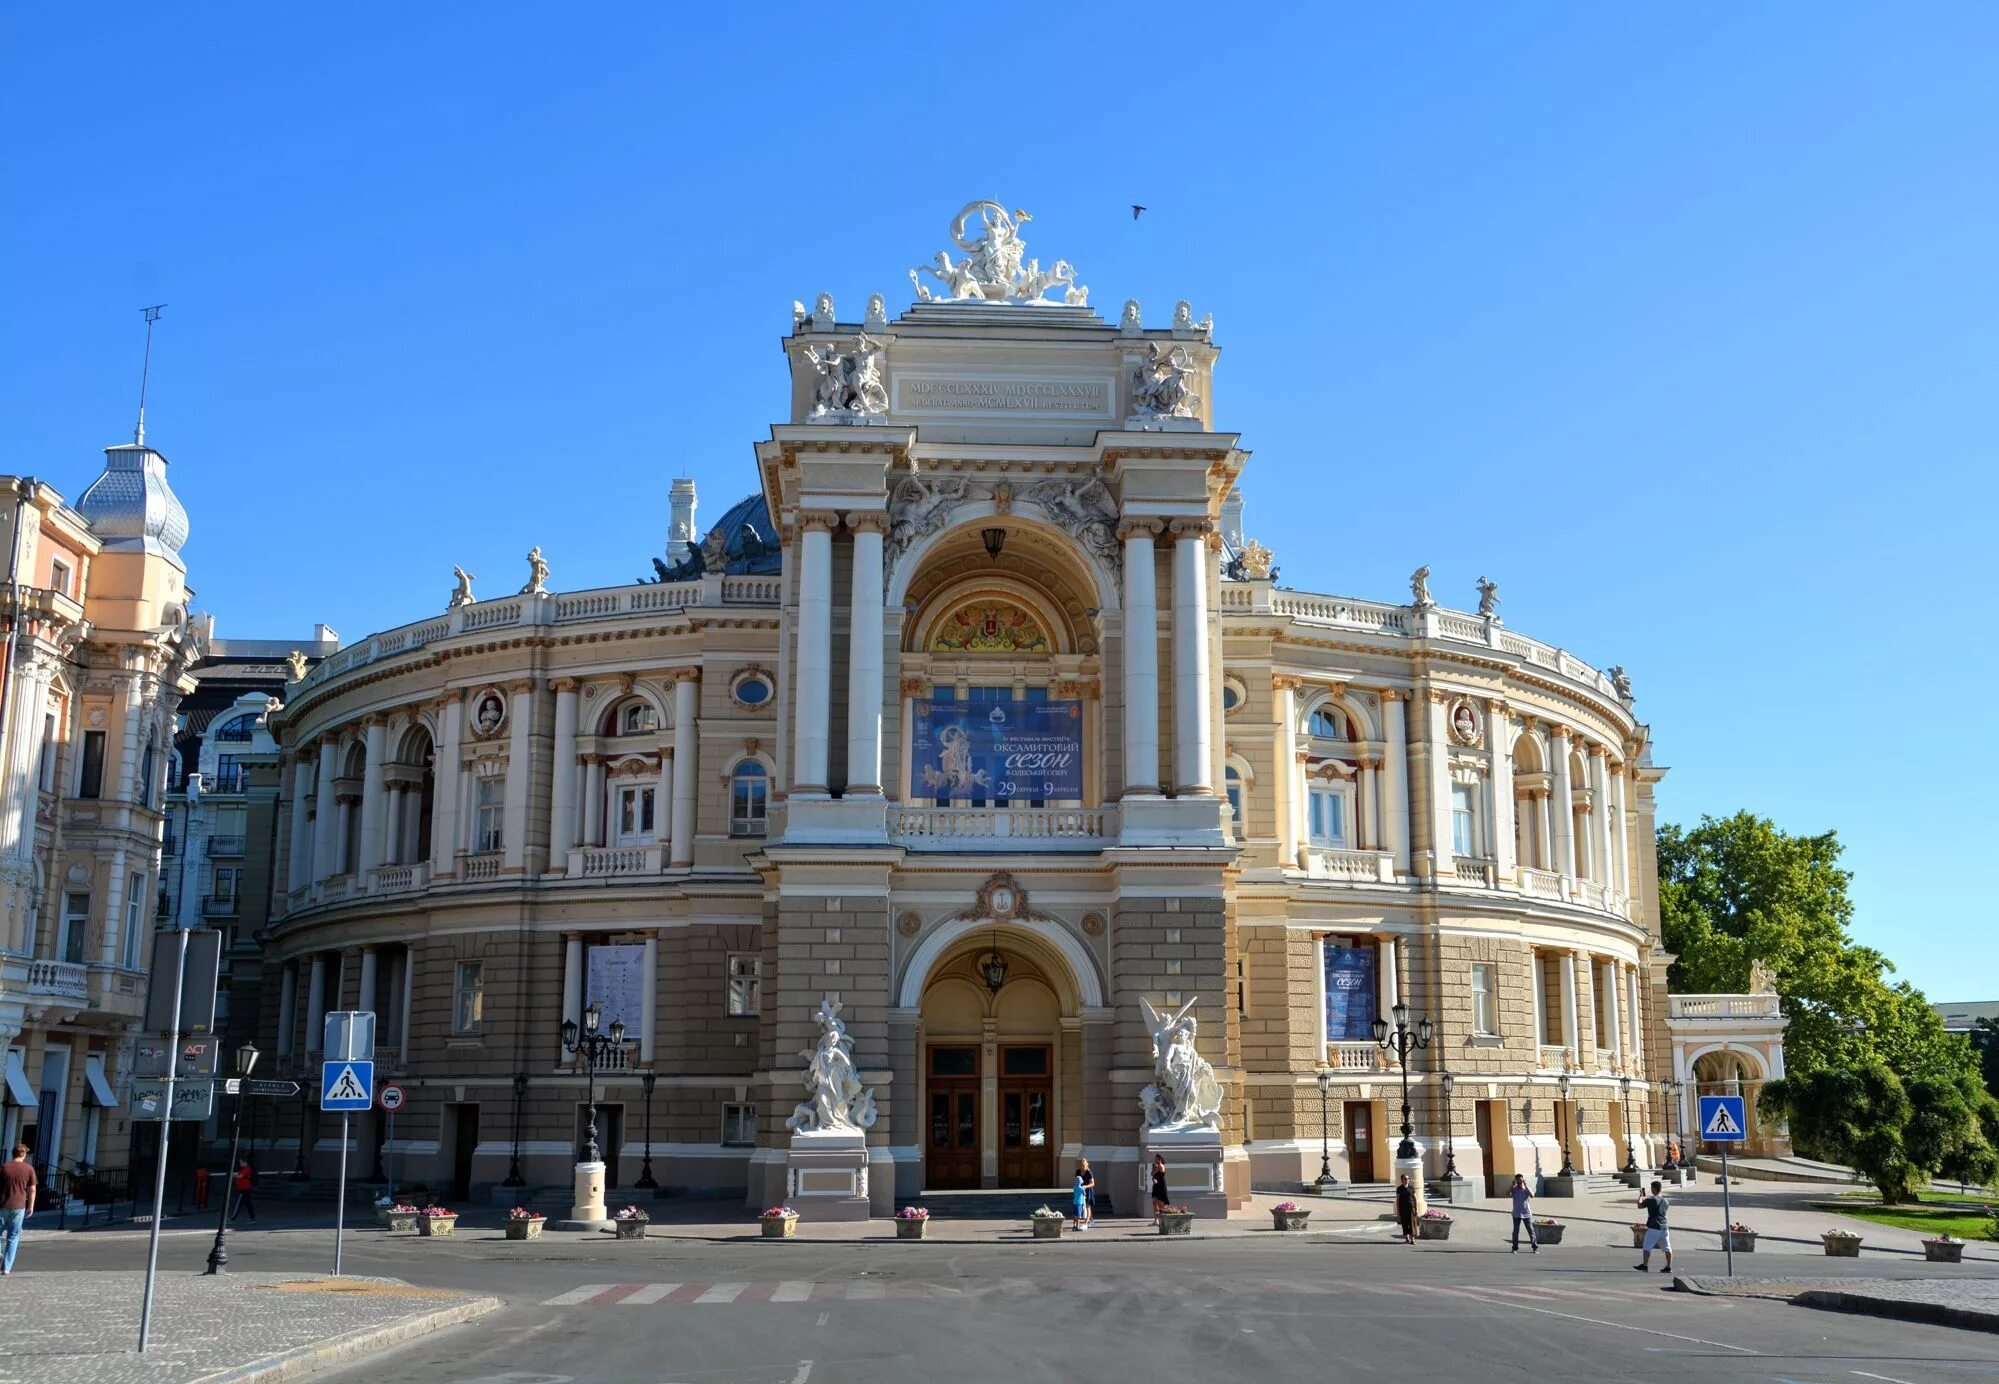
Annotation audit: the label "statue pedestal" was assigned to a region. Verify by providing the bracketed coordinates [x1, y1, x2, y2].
[550, 1161, 610, 1231]
[1145, 1127, 1231, 1220]
[1393, 1156, 1428, 1216]
[784, 1129, 872, 1222]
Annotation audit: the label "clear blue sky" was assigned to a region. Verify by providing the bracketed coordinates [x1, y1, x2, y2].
[4, 5, 1994, 996]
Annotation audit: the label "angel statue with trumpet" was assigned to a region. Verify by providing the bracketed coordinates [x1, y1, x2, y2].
[1139, 995, 1224, 1131]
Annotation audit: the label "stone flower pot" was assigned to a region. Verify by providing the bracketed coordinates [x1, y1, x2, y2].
[1031, 1216, 1063, 1240]
[1271, 1209, 1311, 1232]
[1158, 1212, 1195, 1237]
[1416, 1217, 1453, 1241]
[896, 1217, 928, 1240]
[379, 1211, 418, 1232]
[1924, 1239, 1964, 1264]
[1532, 1221, 1565, 1245]
[505, 1219, 544, 1241]
[1630, 1225, 1648, 1248]
[615, 1218, 648, 1240]
[417, 1215, 456, 1237]
[761, 1215, 798, 1239]
[1724, 1230, 1757, 1253]
[1822, 1234, 1862, 1258]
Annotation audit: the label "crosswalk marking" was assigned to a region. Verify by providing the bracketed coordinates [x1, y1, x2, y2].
[543, 1283, 621, 1306]
[772, 1281, 815, 1302]
[620, 1283, 679, 1305]
[695, 1283, 748, 1304]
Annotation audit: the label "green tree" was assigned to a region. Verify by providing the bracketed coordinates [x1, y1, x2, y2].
[1974, 1018, 1999, 1101]
[1760, 1064, 1918, 1201]
[1658, 813, 1978, 1085]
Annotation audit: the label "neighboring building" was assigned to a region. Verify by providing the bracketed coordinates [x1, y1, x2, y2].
[1936, 1000, 1999, 1039]
[262, 207, 1679, 1212]
[0, 441, 199, 1187]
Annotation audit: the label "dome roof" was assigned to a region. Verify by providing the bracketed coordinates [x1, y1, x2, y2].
[77, 443, 190, 559]
[647, 490, 781, 582]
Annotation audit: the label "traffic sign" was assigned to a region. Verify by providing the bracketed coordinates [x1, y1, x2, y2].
[321, 1060, 374, 1111]
[245, 1078, 302, 1097]
[323, 1011, 376, 1063]
[132, 1078, 215, 1121]
[378, 1084, 405, 1112]
[1699, 1094, 1748, 1142]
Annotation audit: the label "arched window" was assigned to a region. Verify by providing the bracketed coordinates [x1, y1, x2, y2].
[214, 714, 257, 744]
[1307, 707, 1347, 739]
[730, 762, 769, 837]
[620, 702, 660, 735]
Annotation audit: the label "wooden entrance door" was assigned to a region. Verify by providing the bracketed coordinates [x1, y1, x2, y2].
[925, 1046, 980, 1189]
[1343, 1101, 1375, 1182]
[1474, 1099, 1498, 1195]
[996, 1045, 1053, 1188]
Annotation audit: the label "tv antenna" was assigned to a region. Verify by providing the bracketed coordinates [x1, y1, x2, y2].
[135, 304, 167, 446]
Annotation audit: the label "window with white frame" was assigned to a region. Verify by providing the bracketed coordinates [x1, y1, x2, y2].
[1307, 781, 1350, 848]
[453, 961, 484, 1034]
[1471, 963, 1499, 1035]
[122, 872, 144, 969]
[722, 1102, 756, 1146]
[614, 784, 656, 845]
[1451, 783, 1479, 857]
[730, 762, 768, 836]
[49, 558, 70, 597]
[727, 953, 762, 1015]
[1306, 706, 1347, 739]
[473, 775, 504, 853]
[60, 892, 90, 965]
[1224, 766, 1244, 832]
[620, 702, 659, 735]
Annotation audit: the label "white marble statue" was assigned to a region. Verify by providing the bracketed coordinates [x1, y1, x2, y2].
[1240, 538, 1274, 580]
[885, 464, 970, 570]
[520, 545, 549, 595]
[1410, 565, 1434, 608]
[909, 201, 1087, 304]
[1173, 300, 1194, 331]
[792, 300, 808, 330]
[1139, 996, 1223, 1131]
[812, 292, 835, 328]
[1026, 471, 1121, 570]
[864, 292, 888, 330]
[447, 565, 476, 609]
[283, 649, 308, 684]
[1120, 299, 1142, 333]
[802, 331, 889, 422]
[1608, 665, 1634, 702]
[786, 997, 878, 1134]
[1129, 342, 1200, 421]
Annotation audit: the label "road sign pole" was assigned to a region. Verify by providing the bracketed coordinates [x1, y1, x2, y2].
[334, 1113, 349, 1276]
[1721, 1143, 1734, 1276]
[386, 1108, 396, 1204]
[138, 926, 189, 1352]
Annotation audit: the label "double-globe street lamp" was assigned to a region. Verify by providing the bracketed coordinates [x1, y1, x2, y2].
[1620, 1074, 1640, 1175]
[1659, 1078, 1684, 1173]
[561, 1001, 626, 1165]
[1372, 1002, 1432, 1163]
[1314, 1068, 1338, 1188]
[204, 1042, 260, 1275]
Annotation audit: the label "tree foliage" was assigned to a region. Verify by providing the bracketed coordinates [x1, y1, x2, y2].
[1762, 1065, 1999, 1201]
[1658, 812, 1977, 1085]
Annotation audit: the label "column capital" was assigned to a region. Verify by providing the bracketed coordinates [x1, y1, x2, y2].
[900, 676, 926, 697]
[1168, 517, 1214, 540]
[318, 731, 342, 749]
[360, 712, 389, 729]
[844, 511, 889, 535]
[798, 508, 842, 533]
[1378, 687, 1407, 704]
[1117, 517, 1165, 540]
[1549, 722, 1573, 742]
[1587, 742, 1608, 761]
[505, 678, 534, 696]
[1485, 697, 1508, 715]
[1270, 675, 1302, 693]
[551, 676, 580, 694]
[669, 667, 702, 684]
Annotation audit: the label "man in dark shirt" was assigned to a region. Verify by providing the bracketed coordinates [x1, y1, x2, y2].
[1634, 1178, 1673, 1273]
[1, 1144, 37, 1275]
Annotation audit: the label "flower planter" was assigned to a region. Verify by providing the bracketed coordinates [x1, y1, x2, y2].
[417, 1216, 457, 1237]
[379, 1211, 418, 1232]
[1031, 1217, 1063, 1240]
[1630, 1225, 1648, 1248]
[1416, 1217, 1453, 1241]
[1158, 1212, 1195, 1237]
[761, 1215, 798, 1239]
[1532, 1222, 1565, 1245]
[1271, 1210, 1312, 1232]
[615, 1219, 647, 1240]
[1924, 1240, 1964, 1264]
[896, 1217, 928, 1240]
[505, 1219, 544, 1241]
[1822, 1235, 1862, 1258]
[1725, 1231, 1757, 1254]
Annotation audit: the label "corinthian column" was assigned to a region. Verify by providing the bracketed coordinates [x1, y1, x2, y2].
[792, 510, 839, 794]
[1548, 725, 1576, 878]
[844, 512, 886, 793]
[1170, 519, 1214, 793]
[669, 670, 699, 866]
[1119, 519, 1163, 794]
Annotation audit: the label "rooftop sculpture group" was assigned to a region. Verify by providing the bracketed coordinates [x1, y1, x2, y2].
[909, 201, 1089, 305]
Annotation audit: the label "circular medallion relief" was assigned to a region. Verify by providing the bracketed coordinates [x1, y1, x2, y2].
[896, 910, 922, 938]
[470, 689, 507, 739]
[988, 885, 1016, 917]
[1080, 912, 1104, 937]
[1448, 696, 1483, 748]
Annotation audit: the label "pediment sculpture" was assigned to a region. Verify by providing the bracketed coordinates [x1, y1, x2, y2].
[802, 331, 889, 423]
[909, 201, 1089, 305]
[1128, 342, 1201, 424]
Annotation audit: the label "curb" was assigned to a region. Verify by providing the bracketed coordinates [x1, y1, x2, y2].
[194, 1292, 503, 1383]
[1792, 1289, 1999, 1336]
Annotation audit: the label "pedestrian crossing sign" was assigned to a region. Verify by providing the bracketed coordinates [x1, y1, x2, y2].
[321, 1059, 374, 1111]
[1698, 1094, 1747, 1142]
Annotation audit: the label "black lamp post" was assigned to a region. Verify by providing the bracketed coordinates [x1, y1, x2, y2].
[204, 1042, 259, 1275]
[1372, 1002, 1432, 1163]
[635, 1071, 658, 1190]
[1620, 1074, 1639, 1174]
[561, 1001, 626, 1164]
[1314, 1069, 1337, 1188]
[1439, 1071, 1461, 1182]
[1556, 1073, 1577, 1177]
[1659, 1078, 1681, 1173]
[503, 1072, 528, 1187]
[1520, 1098, 1538, 1180]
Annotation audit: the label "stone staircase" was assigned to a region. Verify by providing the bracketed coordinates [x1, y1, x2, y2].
[917, 1188, 1078, 1219]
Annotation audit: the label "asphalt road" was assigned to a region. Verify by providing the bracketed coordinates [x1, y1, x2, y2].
[31, 1220, 1999, 1384]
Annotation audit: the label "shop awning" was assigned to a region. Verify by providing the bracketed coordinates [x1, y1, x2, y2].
[2, 1051, 37, 1107]
[84, 1055, 118, 1108]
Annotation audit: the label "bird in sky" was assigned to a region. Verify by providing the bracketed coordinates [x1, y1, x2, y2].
[1132, 205, 1147, 220]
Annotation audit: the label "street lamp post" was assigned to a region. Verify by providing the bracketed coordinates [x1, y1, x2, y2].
[1372, 1002, 1433, 1163]
[1660, 1079, 1681, 1173]
[1620, 1074, 1639, 1174]
[1439, 1072, 1461, 1182]
[1556, 1073, 1577, 1177]
[635, 1071, 658, 1190]
[561, 1001, 626, 1165]
[1314, 1069, 1337, 1189]
[204, 1042, 260, 1275]
[502, 1073, 527, 1187]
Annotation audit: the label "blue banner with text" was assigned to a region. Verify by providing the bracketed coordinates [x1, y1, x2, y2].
[910, 697, 1084, 801]
[1324, 945, 1378, 1042]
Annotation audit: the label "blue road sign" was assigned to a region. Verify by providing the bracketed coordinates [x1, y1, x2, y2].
[1699, 1094, 1748, 1143]
[321, 1059, 374, 1111]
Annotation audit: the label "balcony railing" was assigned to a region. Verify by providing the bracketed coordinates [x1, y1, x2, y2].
[202, 895, 239, 918]
[1451, 856, 1496, 887]
[890, 806, 1113, 851]
[1668, 994, 1783, 1021]
[207, 771, 248, 794]
[569, 845, 662, 878]
[26, 960, 88, 1002]
[1327, 1042, 1379, 1073]
[368, 862, 430, 895]
[206, 835, 246, 858]
[1519, 867, 1565, 900]
[1302, 847, 1397, 883]
[1537, 1044, 1573, 1071]
[459, 852, 504, 882]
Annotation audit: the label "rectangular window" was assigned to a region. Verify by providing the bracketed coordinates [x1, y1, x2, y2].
[49, 558, 70, 597]
[722, 1103, 756, 1147]
[60, 892, 90, 965]
[213, 755, 243, 794]
[729, 766, 768, 837]
[473, 776, 504, 853]
[726, 953, 761, 1016]
[78, 730, 106, 798]
[1307, 784, 1347, 848]
[1452, 783, 1477, 857]
[38, 714, 57, 792]
[614, 785, 656, 845]
[1471, 963, 1498, 1036]
[1592, 964, 1609, 1050]
[123, 873, 144, 969]
[453, 961, 484, 1034]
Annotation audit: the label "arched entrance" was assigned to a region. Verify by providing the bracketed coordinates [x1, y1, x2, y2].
[911, 922, 1092, 1191]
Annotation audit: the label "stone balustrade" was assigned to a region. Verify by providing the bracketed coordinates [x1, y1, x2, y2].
[890, 806, 1114, 851]
[1668, 993, 1783, 1020]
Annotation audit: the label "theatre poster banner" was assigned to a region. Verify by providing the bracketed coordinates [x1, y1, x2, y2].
[587, 944, 648, 1032]
[1324, 944, 1377, 1042]
[910, 697, 1084, 801]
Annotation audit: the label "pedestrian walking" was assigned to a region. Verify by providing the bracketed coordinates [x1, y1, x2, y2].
[1149, 1153, 1170, 1226]
[1394, 1173, 1417, 1244]
[229, 1158, 259, 1223]
[1508, 1173, 1539, 1253]
[1072, 1158, 1096, 1231]
[1635, 1179, 1674, 1273]
[1, 1144, 37, 1275]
